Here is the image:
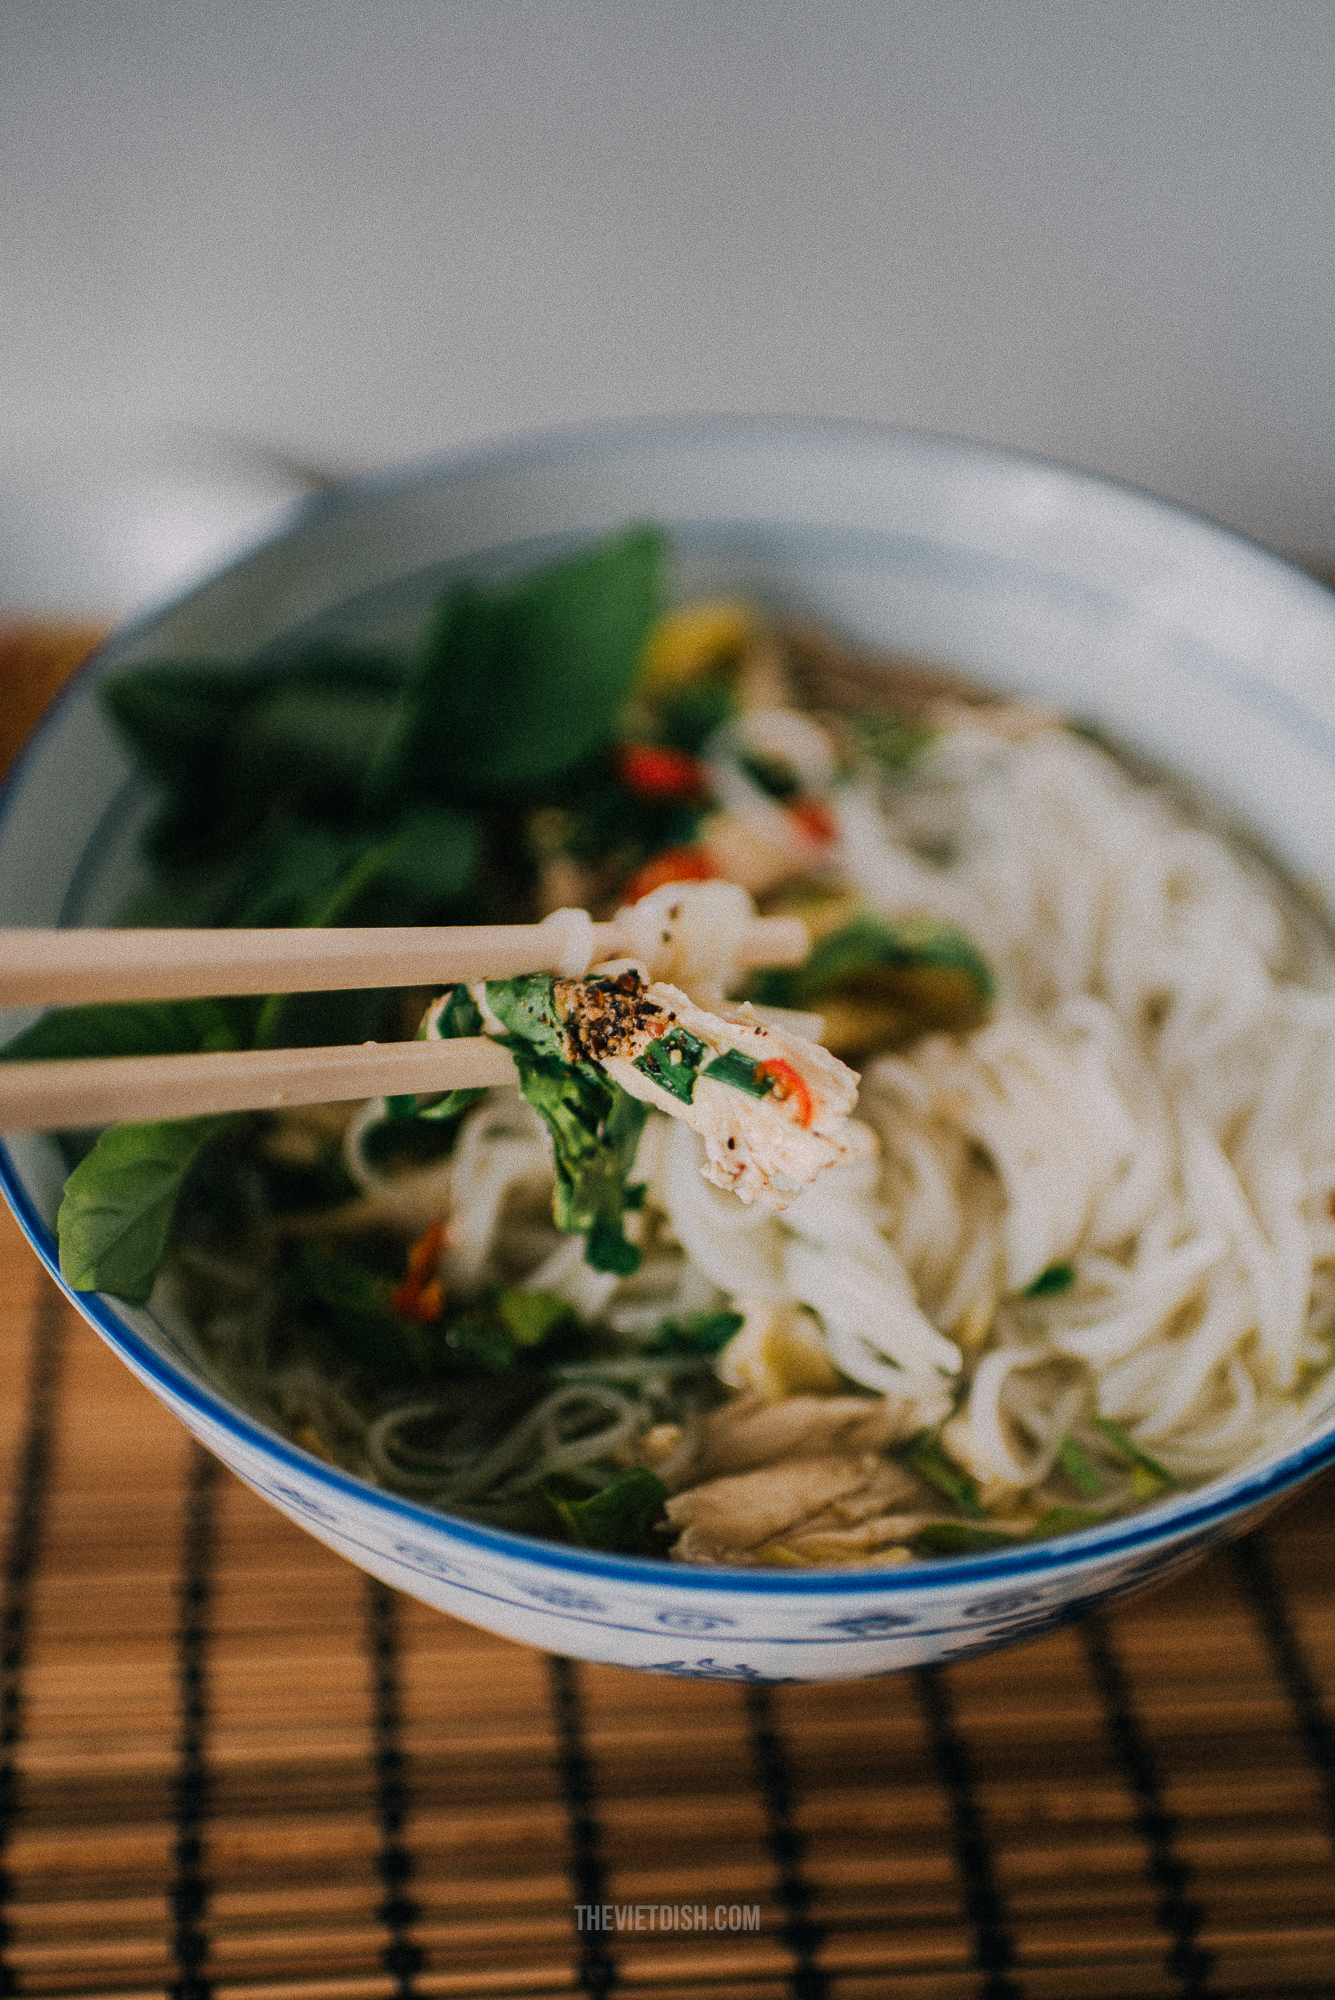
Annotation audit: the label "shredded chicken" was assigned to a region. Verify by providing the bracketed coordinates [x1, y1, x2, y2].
[655, 1393, 938, 1566]
[665, 1451, 932, 1565]
[551, 970, 861, 1209]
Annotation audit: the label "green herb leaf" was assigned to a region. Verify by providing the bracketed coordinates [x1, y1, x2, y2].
[1026, 1262, 1076, 1298]
[494, 1029, 648, 1275]
[754, 912, 993, 1046]
[699, 1048, 773, 1098]
[1055, 1433, 1102, 1495]
[1091, 1417, 1177, 1492]
[495, 1288, 573, 1349]
[1027, 1506, 1104, 1538]
[901, 1430, 985, 1518]
[484, 974, 567, 1063]
[852, 713, 936, 773]
[428, 984, 486, 1040]
[649, 1308, 745, 1356]
[633, 1026, 706, 1104]
[911, 1522, 1021, 1557]
[281, 1240, 428, 1377]
[369, 524, 666, 804]
[57, 1116, 236, 1302]
[1, 997, 240, 1065]
[444, 1316, 519, 1371]
[543, 1466, 668, 1552]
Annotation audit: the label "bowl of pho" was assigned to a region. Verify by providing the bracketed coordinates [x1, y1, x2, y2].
[3, 416, 1335, 1681]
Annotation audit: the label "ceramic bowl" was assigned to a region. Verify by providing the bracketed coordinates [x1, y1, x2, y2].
[5, 417, 1335, 1681]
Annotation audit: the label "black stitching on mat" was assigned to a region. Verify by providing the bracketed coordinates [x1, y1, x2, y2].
[914, 1666, 1024, 2000]
[365, 1579, 425, 1997]
[169, 1443, 218, 2000]
[0, 1283, 64, 1999]
[1082, 1614, 1215, 1996]
[743, 1684, 828, 2000]
[1231, 1531, 1335, 1852]
[546, 1655, 617, 1999]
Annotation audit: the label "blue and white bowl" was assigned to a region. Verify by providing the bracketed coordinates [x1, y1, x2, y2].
[5, 416, 1335, 1680]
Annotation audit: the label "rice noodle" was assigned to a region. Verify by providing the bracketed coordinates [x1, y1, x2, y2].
[158, 705, 1335, 1552]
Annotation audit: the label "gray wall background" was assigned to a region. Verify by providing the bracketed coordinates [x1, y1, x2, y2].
[4, 1, 1333, 555]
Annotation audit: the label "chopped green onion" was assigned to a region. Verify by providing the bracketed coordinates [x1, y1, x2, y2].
[1056, 1433, 1102, 1495]
[633, 1026, 707, 1104]
[1092, 1416, 1177, 1491]
[699, 1049, 774, 1098]
[901, 1430, 984, 1518]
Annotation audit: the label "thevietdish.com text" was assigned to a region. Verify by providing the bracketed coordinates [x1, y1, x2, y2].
[576, 1902, 761, 1933]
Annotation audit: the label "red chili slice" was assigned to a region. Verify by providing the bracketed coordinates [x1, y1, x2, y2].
[756, 1058, 814, 1127]
[614, 741, 708, 800]
[786, 795, 838, 846]
[621, 843, 719, 905]
[393, 1219, 446, 1321]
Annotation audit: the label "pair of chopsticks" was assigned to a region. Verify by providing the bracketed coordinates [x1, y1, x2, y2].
[0, 912, 808, 1131]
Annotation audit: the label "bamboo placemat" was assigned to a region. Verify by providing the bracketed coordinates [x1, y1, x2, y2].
[1, 1213, 1334, 2000]
[2, 629, 1335, 1998]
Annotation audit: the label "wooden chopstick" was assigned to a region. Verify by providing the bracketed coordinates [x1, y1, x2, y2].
[0, 914, 809, 1009]
[0, 1035, 520, 1131]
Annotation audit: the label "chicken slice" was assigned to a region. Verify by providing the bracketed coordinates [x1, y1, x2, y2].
[551, 969, 860, 1209]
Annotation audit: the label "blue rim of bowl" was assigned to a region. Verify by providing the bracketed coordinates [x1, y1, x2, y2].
[4, 411, 1335, 1600]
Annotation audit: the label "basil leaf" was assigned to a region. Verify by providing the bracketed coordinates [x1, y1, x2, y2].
[369, 524, 666, 802]
[378, 804, 479, 905]
[543, 1466, 668, 1552]
[1, 997, 239, 1065]
[484, 974, 567, 1063]
[57, 1116, 236, 1302]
